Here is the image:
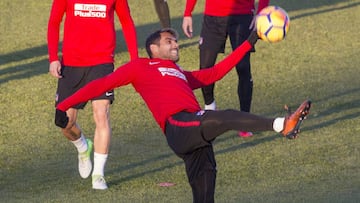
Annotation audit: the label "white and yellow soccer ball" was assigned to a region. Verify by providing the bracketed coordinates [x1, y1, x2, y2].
[256, 6, 290, 43]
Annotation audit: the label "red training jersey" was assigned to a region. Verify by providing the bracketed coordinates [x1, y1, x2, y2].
[184, 0, 270, 17]
[47, 0, 138, 66]
[57, 41, 252, 132]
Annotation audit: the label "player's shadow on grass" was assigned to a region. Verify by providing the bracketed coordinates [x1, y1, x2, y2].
[0, 59, 48, 84]
[289, 1, 360, 21]
[271, 0, 358, 12]
[106, 133, 279, 187]
[300, 88, 360, 133]
[2, 86, 358, 192]
[106, 86, 360, 187]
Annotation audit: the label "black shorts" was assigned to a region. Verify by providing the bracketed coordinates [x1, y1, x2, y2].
[199, 14, 255, 53]
[55, 63, 115, 109]
[165, 111, 210, 156]
[165, 111, 217, 185]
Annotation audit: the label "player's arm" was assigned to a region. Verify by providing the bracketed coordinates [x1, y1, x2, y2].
[115, 0, 139, 60]
[185, 32, 258, 89]
[55, 61, 137, 128]
[47, 0, 66, 78]
[182, 0, 197, 38]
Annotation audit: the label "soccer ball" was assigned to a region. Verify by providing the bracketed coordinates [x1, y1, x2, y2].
[256, 6, 290, 43]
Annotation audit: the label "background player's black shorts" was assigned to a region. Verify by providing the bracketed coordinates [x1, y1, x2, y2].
[55, 63, 115, 109]
[200, 14, 255, 53]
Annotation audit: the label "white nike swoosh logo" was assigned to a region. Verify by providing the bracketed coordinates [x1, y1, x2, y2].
[105, 92, 113, 96]
[149, 61, 160, 65]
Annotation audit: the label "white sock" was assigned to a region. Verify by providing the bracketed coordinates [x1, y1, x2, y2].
[273, 117, 285, 133]
[71, 134, 87, 153]
[92, 152, 108, 177]
[204, 101, 216, 110]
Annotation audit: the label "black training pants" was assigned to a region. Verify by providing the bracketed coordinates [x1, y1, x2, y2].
[199, 14, 254, 112]
[165, 110, 274, 203]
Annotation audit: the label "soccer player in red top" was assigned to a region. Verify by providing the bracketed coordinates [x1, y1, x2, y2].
[55, 28, 311, 201]
[182, 0, 270, 138]
[47, 0, 138, 190]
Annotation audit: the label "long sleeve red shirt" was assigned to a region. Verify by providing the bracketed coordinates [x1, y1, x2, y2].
[184, 0, 270, 17]
[47, 0, 138, 66]
[57, 41, 252, 132]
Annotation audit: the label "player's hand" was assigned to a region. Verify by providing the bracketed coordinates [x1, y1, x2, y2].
[49, 60, 62, 78]
[182, 16, 193, 38]
[55, 109, 69, 128]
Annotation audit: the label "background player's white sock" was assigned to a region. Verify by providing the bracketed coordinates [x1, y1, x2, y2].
[273, 117, 285, 133]
[71, 134, 87, 153]
[92, 152, 108, 176]
[204, 101, 216, 110]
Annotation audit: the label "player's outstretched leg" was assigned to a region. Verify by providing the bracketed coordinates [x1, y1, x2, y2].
[281, 100, 312, 139]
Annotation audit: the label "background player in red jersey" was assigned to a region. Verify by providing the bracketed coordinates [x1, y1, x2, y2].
[182, 0, 270, 137]
[153, 0, 171, 28]
[47, 0, 138, 190]
[54, 28, 311, 201]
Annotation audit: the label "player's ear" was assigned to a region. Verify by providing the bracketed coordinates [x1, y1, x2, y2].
[150, 44, 159, 57]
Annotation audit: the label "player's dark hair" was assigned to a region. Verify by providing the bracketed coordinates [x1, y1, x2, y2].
[145, 28, 178, 58]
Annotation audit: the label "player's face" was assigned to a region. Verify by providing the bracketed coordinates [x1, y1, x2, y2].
[156, 32, 179, 62]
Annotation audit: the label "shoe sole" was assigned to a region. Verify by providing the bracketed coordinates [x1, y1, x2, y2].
[92, 185, 108, 190]
[286, 100, 312, 139]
